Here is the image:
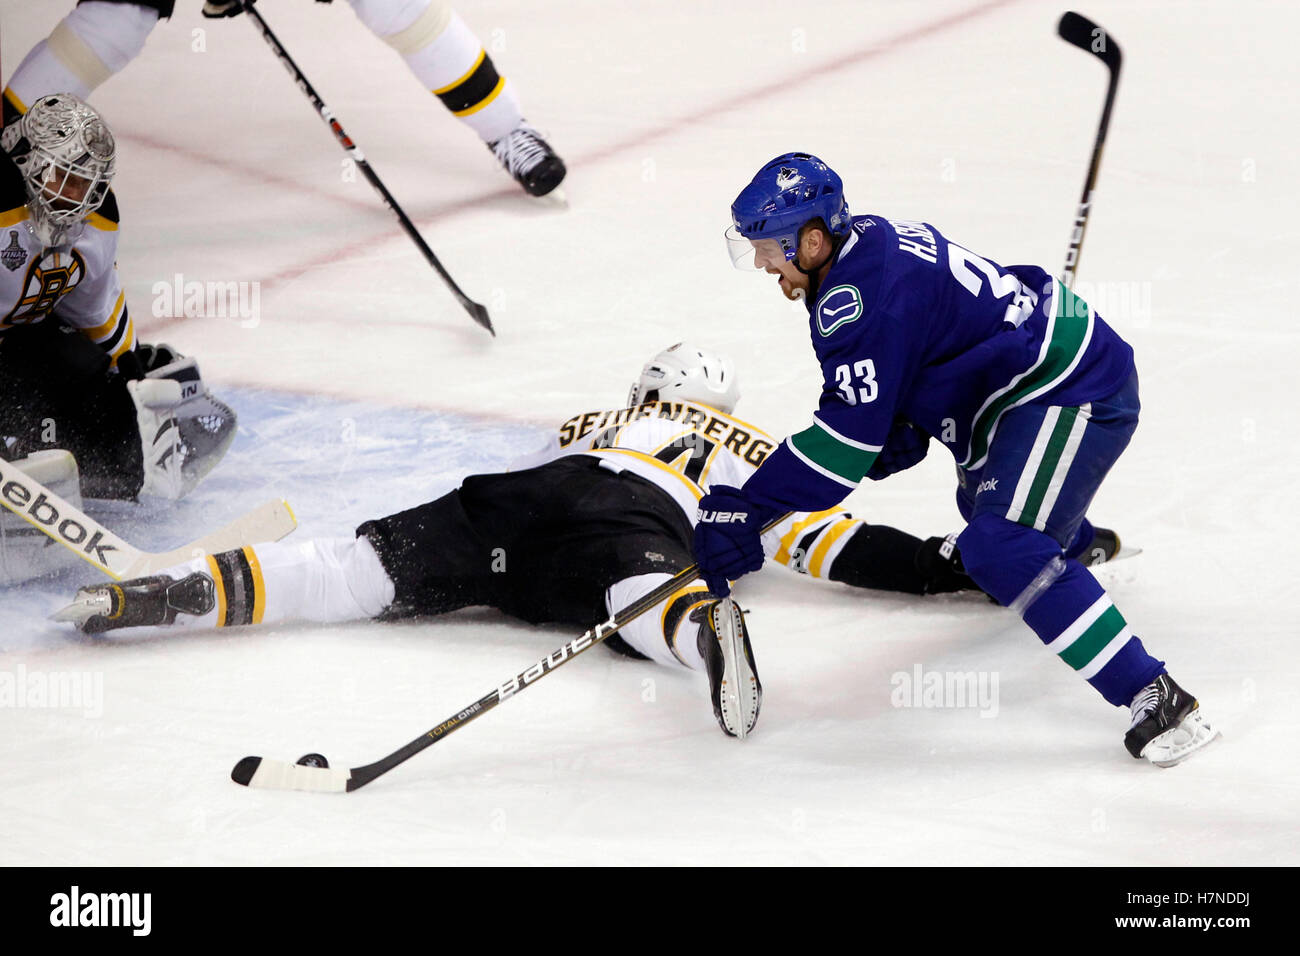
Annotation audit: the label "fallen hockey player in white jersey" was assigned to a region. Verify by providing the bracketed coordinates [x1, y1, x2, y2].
[0, 94, 237, 584]
[55, 343, 1126, 737]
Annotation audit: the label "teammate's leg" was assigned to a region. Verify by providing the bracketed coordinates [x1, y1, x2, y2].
[345, 0, 565, 195]
[3, 1, 169, 124]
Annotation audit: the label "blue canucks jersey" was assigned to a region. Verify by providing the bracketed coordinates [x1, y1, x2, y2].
[742, 215, 1135, 512]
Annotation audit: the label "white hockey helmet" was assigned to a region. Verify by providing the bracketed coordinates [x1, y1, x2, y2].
[628, 343, 741, 414]
[0, 93, 116, 246]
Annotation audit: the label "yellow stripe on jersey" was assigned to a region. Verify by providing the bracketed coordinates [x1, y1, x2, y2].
[808, 518, 857, 578]
[594, 448, 705, 501]
[0, 206, 30, 228]
[86, 211, 118, 232]
[432, 49, 486, 95]
[206, 555, 228, 628]
[453, 76, 505, 117]
[662, 586, 712, 667]
[84, 291, 126, 341]
[107, 319, 136, 366]
[773, 509, 842, 566]
[3, 87, 27, 116]
[243, 547, 266, 625]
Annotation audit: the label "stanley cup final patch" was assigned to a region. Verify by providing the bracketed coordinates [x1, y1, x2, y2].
[815, 284, 863, 337]
[2, 231, 28, 272]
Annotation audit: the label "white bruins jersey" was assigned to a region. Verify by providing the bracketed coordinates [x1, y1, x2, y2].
[510, 398, 866, 579]
[0, 156, 134, 365]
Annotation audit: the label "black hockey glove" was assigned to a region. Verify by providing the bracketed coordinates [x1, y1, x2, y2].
[203, 0, 332, 18]
[866, 419, 930, 480]
[115, 343, 182, 382]
[201, 1, 243, 17]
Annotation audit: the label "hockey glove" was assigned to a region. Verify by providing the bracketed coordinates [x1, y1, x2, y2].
[866, 419, 930, 480]
[201, 1, 243, 17]
[693, 486, 766, 597]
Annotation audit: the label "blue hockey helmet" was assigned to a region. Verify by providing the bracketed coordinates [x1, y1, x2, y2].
[726, 153, 850, 270]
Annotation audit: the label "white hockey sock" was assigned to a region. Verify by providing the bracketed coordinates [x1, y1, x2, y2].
[605, 574, 714, 672]
[4, 1, 159, 113]
[163, 536, 396, 629]
[347, 0, 523, 143]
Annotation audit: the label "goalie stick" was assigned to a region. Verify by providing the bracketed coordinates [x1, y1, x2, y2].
[231, 512, 792, 793]
[0, 454, 296, 580]
[1057, 11, 1122, 287]
[238, 0, 494, 336]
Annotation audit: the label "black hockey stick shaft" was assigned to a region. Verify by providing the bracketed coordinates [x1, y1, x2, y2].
[233, 512, 790, 792]
[1057, 11, 1122, 288]
[238, 0, 493, 335]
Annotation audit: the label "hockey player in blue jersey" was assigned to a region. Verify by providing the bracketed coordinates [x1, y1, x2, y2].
[693, 152, 1219, 767]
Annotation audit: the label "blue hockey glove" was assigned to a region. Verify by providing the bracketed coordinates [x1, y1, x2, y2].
[866, 420, 930, 480]
[693, 486, 766, 597]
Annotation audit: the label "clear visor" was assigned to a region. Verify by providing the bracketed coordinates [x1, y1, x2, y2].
[724, 225, 795, 272]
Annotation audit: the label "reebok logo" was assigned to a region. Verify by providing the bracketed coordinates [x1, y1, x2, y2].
[697, 510, 748, 524]
[0, 463, 117, 566]
[976, 478, 998, 495]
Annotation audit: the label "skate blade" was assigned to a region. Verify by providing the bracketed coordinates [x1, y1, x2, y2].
[714, 600, 759, 740]
[535, 185, 568, 207]
[49, 589, 113, 625]
[1143, 708, 1221, 768]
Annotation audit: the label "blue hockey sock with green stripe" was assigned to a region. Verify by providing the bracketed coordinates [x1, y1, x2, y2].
[958, 513, 1163, 707]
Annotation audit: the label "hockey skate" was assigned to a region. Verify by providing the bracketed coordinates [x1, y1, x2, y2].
[1079, 526, 1139, 566]
[53, 572, 215, 635]
[693, 598, 762, 738]
[488, 121, 566, 197]
[1124, 673, 1220, 767]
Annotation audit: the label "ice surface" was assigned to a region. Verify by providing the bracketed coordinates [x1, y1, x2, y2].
[1, 0, 1296, 865]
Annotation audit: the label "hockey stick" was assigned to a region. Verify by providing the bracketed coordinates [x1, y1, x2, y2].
[231, 511, 792, 793]
[0, 454, 296, 580]
[1057, 11, 1122, 287]
[238, 0, 494, 336]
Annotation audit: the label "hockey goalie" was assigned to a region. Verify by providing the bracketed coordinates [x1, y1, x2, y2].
[0, 94, 237, 585]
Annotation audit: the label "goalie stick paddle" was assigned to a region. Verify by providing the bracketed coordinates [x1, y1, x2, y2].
[0, 454, 297, 580]
[231, 512, 792, 793]
[238, 0, 494, 336]
[1057, 11, 1122, 288]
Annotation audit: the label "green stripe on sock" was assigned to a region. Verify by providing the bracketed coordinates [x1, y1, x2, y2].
[1059, 604, 1126, 670]
[1017, 407, 1080, 528]
[789, 424, 877, 484]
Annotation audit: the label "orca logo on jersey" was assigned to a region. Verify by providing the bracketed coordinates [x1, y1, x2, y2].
[815, 284, 863, 337]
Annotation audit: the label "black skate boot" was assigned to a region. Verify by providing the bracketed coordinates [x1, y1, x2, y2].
[1080, 526, 1123, 566]
[1124, 673, 1220, 767]
[53, 572, 216, 635]
[488, 122, 566, 197]
[693, 598, 762, 738]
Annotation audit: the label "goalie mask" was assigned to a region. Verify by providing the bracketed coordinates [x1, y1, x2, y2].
[628, 343, 740, 415]
[0, 93, 117, 247]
